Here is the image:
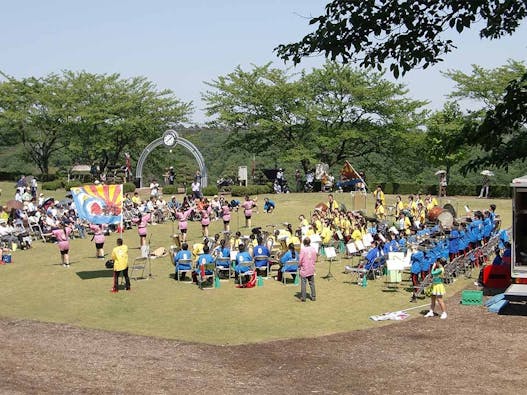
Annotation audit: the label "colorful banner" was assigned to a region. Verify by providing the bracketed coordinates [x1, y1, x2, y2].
[71, 184, 123, 225]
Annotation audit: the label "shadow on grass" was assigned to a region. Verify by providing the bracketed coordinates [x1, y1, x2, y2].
[76, 269, 114, 280]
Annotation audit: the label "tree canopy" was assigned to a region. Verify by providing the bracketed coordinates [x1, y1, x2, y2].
[0, 71, 192, 175]
[275, 0, 527, 172]
[275, 0, 527, 78]
[203, 62, 426, 175]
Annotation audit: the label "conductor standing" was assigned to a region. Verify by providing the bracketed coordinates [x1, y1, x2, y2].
[111, 238, 130, 293]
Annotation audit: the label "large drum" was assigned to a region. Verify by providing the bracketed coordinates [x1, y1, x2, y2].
[427, 206, 443, 221]
[314, 202, 329, 213]
[427, 206, 454, 228]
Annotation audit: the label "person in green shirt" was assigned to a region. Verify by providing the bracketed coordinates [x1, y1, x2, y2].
[424, 258, 447, 319]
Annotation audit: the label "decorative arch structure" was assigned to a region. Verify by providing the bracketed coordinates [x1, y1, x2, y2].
[135, 129, 208, 189]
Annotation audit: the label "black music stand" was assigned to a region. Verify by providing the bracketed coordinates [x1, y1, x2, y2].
[321, 246, 337, 281]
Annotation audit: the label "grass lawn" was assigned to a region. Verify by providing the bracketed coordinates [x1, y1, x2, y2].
[0, 182, 512, 344]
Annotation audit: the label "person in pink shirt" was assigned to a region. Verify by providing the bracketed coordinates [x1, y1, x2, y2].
[176, 208, 193, 242]
[90, 223, 106, 258]
[298, 237, 317, 302]
[52, 223, 72, 267]
[133, 212, 151, 247]
[200, 200, 212, 238]
[241, 195, 256, 228]
[221, 201, 232, 232]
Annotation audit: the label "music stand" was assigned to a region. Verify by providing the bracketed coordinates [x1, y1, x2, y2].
[322, 246, 337, 280]
[143, 234, 155, 280]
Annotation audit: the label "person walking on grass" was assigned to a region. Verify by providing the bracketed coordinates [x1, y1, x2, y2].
[298, 237, 317, 302]
[425, 258, 447, 319]
[52, 223, 72, 268]
[111, 238, 130, 293]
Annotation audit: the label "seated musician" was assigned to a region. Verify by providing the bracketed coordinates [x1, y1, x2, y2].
[287, 229, 301, 246]
[424, 194, 438, 212]
[234, 243, 253, 281]
[320, 220, 334, 245]
[194, 245, 215, 284]
[174, 242, 192, 279]
[230, 231, 243, 251]
[192, 238, 208, 263]
[415, 202, 426, 227]
[276, 243, 299, 282]
[253, 237, 271, 270]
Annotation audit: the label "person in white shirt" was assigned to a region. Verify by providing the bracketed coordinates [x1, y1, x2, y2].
[191, 180, 202, 199]
[150, 179, 159, 197]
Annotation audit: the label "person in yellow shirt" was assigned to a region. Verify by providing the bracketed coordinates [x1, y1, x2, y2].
[326, 194, 340, 217]
[375, 199, 386, 221]
[424, 194, 438, 212]
[320, 221, 334, 245]
[373, 185, 386, 207]
[394, 195, 405, 218]
[416, 202, 426, 227]
[131, 192, 141, 206]
[111, 238, 130, 293]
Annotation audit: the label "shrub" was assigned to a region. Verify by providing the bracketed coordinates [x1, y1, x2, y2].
[42, 180, 63, 190]
[63, 180, 83, 190]
[231, 184, 275, 196]
[161, 185, 178, 195]
[202, 185, 219, 196]
[123, 182, 136, 193]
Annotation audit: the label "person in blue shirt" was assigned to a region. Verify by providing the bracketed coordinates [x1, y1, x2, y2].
[448, 225, 460, 262]
[277, 242, 299, 282]
[263, 198, 276, 213]
[174, 242, 192, 280]
[195, 245, 215, 284]
[253, 237, 271, 273]
[234, 243, 253, 281]
[410, 245, 425, 302]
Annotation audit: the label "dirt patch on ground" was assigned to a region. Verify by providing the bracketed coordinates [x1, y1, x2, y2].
[1, 293, 526, 394]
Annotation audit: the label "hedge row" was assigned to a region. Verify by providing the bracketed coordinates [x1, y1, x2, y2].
[230, 184, 273, 197]
[41, 180, 136, 193]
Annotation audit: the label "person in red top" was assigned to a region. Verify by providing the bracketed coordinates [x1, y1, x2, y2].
[52, 223, 72, 267]
[298, 237, 317, 302]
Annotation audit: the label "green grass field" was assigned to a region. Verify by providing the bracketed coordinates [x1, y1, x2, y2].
[0, 182, 512, 344]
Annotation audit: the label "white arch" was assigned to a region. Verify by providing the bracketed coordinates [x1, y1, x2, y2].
[135, 130, 208, 189]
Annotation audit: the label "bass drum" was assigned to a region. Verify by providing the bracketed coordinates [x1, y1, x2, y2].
[314, 202, 328, 213]
[437, 210, 454, 229]
[427, 206, 443, 221]
[442, 203, 457, 218]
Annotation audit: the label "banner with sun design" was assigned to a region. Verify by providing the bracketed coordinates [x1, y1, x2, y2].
[70, 184, 123, 224]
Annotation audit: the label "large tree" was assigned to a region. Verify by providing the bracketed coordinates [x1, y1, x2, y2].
[203, 62, 426, 172]
[275, 0, 527, 169]
[0, 71, 192, 175]
[441, 60, 527, 171]
[425, 102, 468, 180]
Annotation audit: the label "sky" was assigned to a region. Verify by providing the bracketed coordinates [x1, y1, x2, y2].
[1, 0, 526, 124]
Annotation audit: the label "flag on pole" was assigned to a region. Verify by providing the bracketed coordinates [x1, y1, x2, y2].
[71, 184, 123, 225]
[341, 160, 360, 180]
